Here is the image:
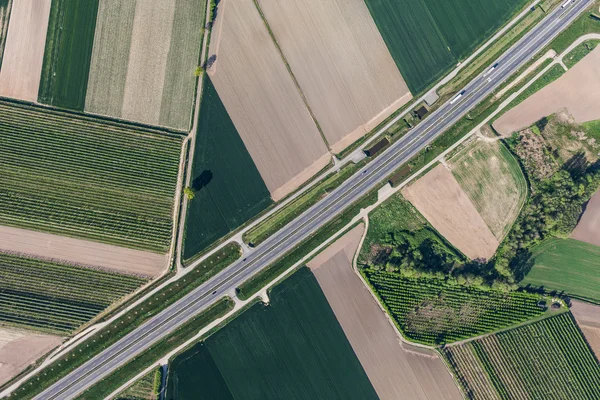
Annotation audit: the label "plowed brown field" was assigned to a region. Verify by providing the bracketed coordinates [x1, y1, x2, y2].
[572, 189, 600, 247]
[570, 300, 600, 359]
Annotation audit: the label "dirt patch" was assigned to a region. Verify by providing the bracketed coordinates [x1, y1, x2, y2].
[258, 0, 412, 153]
[401, 165, 500, 260]
[0, 0, 51, 101]
[308, 225, 462, 400]
[494, 47, 600, 136]
[0, 326, 62, 386]
[513, 127, 559, 179]
[0, 225, 166, 277]
[207, 0, 330, 200]
[572, 189, 600, 247]
[570, 301, 600, 358]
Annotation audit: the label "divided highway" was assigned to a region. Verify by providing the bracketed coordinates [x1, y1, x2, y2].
[33, 1, 591, 398]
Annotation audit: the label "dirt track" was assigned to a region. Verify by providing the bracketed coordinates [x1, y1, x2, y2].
[0, 225, 166, 277]
[494, 47, 600, 136]
[207, 0, 330, 201]
[0, 327, 61, 386]
[402, 165, 500, 260]
[0, 0, 50, 101]
[308, 225, 462, 400]
[570, 301, 600, 358]
[572, 189, 600, 247]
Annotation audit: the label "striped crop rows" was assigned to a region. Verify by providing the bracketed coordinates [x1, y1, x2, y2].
[365, 270, 544, 345]
[444, 313, 600, 399]
[0, 253, 146, 334]
[0, 100, 183, 252]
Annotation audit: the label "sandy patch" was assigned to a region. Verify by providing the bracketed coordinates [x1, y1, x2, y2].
[308, 225, 462, 400]
[0, 225, 166, 277]
[258, 0, 412, 153]
[572, 189, 600, 247]
[570, 301, 600, 358]
[494, 47, 600, 136]
[402, 165, 500, 260]
[0, 0, 50, 101]
[0, 326, 62, 387]
[207, 0, 330, 200]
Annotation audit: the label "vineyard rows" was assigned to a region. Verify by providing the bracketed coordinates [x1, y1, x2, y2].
[0, 100, 183, 252]
[0, 253, 146, 334]
[444, 313, 600, 399]
[365, 270, 545, 345]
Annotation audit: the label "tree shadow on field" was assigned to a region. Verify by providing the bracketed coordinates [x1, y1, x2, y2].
[510, 248, 535, 282]
[562, 152, 589, 179]
[192, 170, 214, 191]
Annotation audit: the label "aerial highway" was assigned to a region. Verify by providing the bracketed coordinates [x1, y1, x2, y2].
[33, 1, 591, 398]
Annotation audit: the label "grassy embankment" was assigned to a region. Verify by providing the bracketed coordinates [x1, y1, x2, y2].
[563, 38, 600, 67]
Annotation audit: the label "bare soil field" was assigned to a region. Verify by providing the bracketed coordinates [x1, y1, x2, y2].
[0, 326, 61, 386]
[449, 139, 527, 240]
[85, 0, 203, 131]
[207, 0, 330, 201]
[572, 189, 600, 247]
[570, 300, 600, 358]
[402, 165, 500, 260]
[0, 0, 50, 101]
[0, 225, 166, 277]
[308, 225, 462, 400]
[495, 47, 600, 136]
[258, 0, 412, 154]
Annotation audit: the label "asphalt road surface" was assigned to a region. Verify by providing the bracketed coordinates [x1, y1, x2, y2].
[34, 1, 591, 398]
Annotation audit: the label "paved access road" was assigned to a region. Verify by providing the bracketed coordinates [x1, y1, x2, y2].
[34, 1, 591, 398]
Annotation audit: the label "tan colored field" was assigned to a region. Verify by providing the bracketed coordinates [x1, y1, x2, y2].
[258, 0, 412, 153]
[0, 326, 61, 386]
[402, 165, 500, 260]
[572, 189, 600, 247]
[207, 0, 330, 201]
[0, 225, 166, 277]
[0, 0, 50, 102]
[86, 0, 203, 131]
[570, 301, 600, 358]
[449, 139, 527, 240]
[495, 47, 600, 136]
[308, 225, 462, 400]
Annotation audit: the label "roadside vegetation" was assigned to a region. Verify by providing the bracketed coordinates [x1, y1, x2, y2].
[114, 367, 161, 400]
[563, 38, 600, 67]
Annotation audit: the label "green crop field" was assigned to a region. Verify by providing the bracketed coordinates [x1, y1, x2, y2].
[0, 100, 182, 252]
[365, 270, 545, 345]
[0, 0, 12, 69]
[363, 0, 526, 93]
[0, 253, 146, 334]
[38, 0, 99, 110]
[444, 313, 600, 399]
[166, 267, 378, 399]
[522, 238, 600, 303]
[183, 78, 272, 260]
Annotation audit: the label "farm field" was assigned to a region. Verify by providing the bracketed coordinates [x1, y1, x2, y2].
[258, 0, 412, 153]
[572, 189, 600, 247]
[570, 300, 600, 358]
[363, 0, 526, 93]
[521, 238, 600, 303]
[166, 267, 378, 399]
[0, 0, 50, 102]
[183, 78, 272, 260]
[37, 0, 99, 110]
[0, 326, 61, 387]
[308, 225, 462, 400]
[0, 252, 146, 334]
[448, 138, 527, 240]
[207, 0, 330, 201]
[494, 47, 600, 135]
[444, 313, 600, 400]
[364, 270, 545, 345]
[402, 164, 500, 260]
[85, 0, 204, 131]
[0, 100, 182, 253]
[0, 0, 12, 68]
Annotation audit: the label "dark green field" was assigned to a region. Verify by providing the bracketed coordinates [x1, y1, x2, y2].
[38, 0, 99, 110]
[522, 238, 600, 303]
[183, 78, 272, 260]
[364, 0, 526, 93]
[166, 268, 377, 400]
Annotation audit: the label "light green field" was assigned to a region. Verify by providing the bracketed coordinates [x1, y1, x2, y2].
[449, 139, 527, 240]
[522, 238, 600, 302]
